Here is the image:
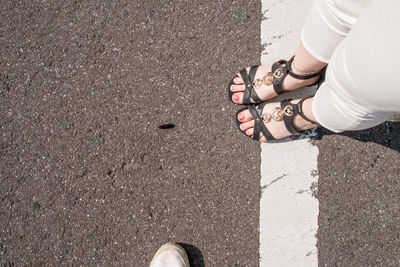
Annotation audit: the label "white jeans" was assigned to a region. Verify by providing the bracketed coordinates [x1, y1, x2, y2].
[302, 0, 400, 132]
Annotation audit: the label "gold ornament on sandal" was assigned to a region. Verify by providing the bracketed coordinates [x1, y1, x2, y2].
[253, 67, 283, 89]
[263, 72, 273, 86]
[261, 113, 272, 123]
[271, 107, 284, 121]
[273, 68, 284, 79]
[283, 105, 293, 116]
[253, 72, 274, 88]
[253, 78, 263, 88]
[262, 105, 294, 123]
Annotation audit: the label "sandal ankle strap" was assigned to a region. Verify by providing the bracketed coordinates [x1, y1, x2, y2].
[287, 56, 324, 80]
[279, 96, 318, 135]
[271, 56, 324, 95]
[296, 96, 319, 125]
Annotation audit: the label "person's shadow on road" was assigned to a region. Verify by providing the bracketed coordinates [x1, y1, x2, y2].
[177, 243, 205, 267]
[316, 121, 400, 152]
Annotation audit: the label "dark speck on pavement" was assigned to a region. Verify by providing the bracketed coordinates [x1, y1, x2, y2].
[0, 0, 261, 266]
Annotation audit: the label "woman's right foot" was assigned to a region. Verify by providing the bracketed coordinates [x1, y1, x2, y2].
[229, 63, 321, 105]
[236, 97, 317, 142]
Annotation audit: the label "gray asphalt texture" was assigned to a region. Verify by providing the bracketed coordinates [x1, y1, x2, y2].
[2, 1, 400, 267]
[316, 120, 400, 266]
[1, 1, 260, 266]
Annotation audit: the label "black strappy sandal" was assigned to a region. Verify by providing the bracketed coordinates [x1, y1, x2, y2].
[235, 96, 318, 142]
[227, 56, 325, 105]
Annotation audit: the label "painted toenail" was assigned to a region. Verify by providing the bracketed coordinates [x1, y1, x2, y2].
[240, 124, 245, 130]
[238, 114, 244, 120]
[233, 95, 239, 101]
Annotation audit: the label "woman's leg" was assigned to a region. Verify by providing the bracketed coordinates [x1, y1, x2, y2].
[236, 0, 400, 141]
[231, 0, 370, 106]
[229, 0, 370, 105]
[312, 0, 400, 132]
[301, 0, 371, 63]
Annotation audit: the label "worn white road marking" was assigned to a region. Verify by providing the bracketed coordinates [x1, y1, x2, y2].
[260, 140, 319, 266]
[259, 0, 319, 266]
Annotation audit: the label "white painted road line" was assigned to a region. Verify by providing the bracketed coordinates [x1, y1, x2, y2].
[260, 140, 319, 266]
[259, 0, 319, 266]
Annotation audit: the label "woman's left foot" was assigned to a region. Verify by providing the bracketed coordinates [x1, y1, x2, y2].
[227, 57, 324, 105]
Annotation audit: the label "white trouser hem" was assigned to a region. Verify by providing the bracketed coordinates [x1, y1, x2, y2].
[301, 0, 355, 63]
[301, 30, 330, 63]
[312, 86, 343, 133]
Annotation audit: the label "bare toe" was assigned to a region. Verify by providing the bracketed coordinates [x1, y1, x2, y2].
[259, 136, 267, 142]
[232, 92, 254, 104]
[233, 76, 244, 84]
[239, 120, 254, 132]
[232, 93, 241, 103]
[246, 128, 267, 142]
[237, 109, 253, 122]
[245, 128, 253, 136]
[230, 83, 245, 92]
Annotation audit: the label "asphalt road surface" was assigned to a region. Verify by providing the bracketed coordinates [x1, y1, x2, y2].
[1, 0, 399, 266]
[1, 1, 261, 266]
[316, 122, 400, 266]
